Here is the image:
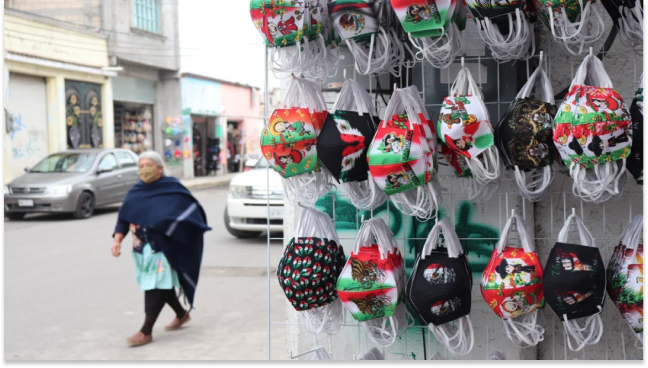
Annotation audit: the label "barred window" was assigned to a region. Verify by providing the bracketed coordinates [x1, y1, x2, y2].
[132, 0, 161, 34]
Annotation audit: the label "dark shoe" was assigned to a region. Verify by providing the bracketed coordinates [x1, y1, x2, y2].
[127, 332, 152, 347]
[165, 312, 191, 331]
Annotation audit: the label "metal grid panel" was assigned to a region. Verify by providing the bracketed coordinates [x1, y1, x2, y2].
[265, 31, 643, 360]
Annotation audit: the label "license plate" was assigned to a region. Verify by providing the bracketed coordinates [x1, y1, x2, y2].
[18, 199, 34, 207]
[269, 207, 283, 219]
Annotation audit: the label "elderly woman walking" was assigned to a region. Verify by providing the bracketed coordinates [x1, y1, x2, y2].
[112, 151, 211, 347]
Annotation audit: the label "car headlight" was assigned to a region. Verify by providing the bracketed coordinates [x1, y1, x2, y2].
[46, 184, 72, 195]
[230, 185, 251, 199]
[4, 186, 9, 195]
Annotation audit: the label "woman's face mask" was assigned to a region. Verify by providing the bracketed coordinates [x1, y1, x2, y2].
[138, 164, 160, 184]
[438, 95, 494, 159]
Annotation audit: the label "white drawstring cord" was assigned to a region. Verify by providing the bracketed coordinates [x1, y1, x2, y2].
[503, 311, 546, 348]
[429, 315, 475, 356]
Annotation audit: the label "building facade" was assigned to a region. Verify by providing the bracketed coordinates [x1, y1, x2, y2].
[5, 0, 183, 171]
[3, 9, 116, 184]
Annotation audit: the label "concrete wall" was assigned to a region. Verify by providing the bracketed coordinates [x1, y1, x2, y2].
[7, 0, 102, 28]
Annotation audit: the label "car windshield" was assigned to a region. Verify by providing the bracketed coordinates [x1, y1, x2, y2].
[30, 153, 97, 173]
[254, 159, 269, 169]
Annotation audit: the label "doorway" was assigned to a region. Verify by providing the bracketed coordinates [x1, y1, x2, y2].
[192, 118, 207, 177]
[226, 121, 242, 173]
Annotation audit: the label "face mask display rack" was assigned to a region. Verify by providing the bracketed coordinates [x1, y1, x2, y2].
[262, 33, 643, 360]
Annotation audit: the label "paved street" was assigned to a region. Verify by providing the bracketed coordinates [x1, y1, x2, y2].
[4, 186, 288, 360]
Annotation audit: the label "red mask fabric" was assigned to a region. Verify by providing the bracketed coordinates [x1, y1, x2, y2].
[480, 212, 545, 347]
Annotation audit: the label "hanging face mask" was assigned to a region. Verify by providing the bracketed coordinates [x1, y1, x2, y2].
[553, 54, 632, 203]
[627, 74, 643, 185]
[438, 67, 501, 185]
[542, 213, 606, 351]
[336, 218, 408, 347]
[465, 0, 534, 62]
[532, 0, 605, 55]
[607, 215, 643, 348]
[407, 218, 475, 356]
[480, 212, 545, 347]
[496, 62, 557, 202]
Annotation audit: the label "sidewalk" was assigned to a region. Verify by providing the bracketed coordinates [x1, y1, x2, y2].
[181, 173, 237, 190]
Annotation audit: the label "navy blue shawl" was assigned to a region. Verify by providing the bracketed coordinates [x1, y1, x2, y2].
[118, 176, 211, 308]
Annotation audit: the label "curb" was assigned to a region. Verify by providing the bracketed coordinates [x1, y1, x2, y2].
[183, 178, 233, 190]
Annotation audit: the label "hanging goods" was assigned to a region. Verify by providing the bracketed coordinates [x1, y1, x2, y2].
[495, 54, 557, 201]
[407, 218, 475, 356]
[440, 141, 501, 201]
[356, 347, 385, 360]
[532, 0, 605, 55]
[250, 0, 339, 78]
[606, 215, 643, 349]
[627, 74, 643, 185]
[438, 64, 501, 186]
[277, 206, 347, 335]
[318, 79, 387, 210]
[260, 77, 333, 206]
[336, 218, 409, 347]
[330, 0, 403, 75]
[601, 0, 643, 52]
[367, 86, 441, 221]
[480, 211, 545, 347]
[552, 53, 632, 203]
[465, 0, 535, 62]
[391, 0, 467, 68]
[542, 211, 606, 352]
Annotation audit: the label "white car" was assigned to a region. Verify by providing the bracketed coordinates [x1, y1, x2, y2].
[224, 159, 284, 238]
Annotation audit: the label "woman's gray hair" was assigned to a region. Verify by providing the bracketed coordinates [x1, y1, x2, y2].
[139, 150, 170, 176]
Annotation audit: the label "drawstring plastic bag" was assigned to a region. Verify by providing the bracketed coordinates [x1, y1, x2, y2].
[438, 66, 501, 185]
[440, 142, 501, 201]
[465, 0, 535, 62]
[532, 0, 605, 55]
[319, 79, 387, 210]
[262, 77, 333, 206]
[392, 0, 467, 68]
[542, 212, 606, 352]
[496, 59, 558, 201]
[368, 87, 441, 221]
[336, 218, 409, 347]
[480, 211, 545, 347]
[601, 0, 643, 51]
[407, 218, 475, 356]
[627, 74, 643, 185]
[278, 206, 346, 335]
[607, 215, 643, 349]
[553, 54, 632, 203]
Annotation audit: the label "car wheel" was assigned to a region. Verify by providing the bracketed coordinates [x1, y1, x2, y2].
[224, 206, 262, 239]
[73, 192, 95, 219]
[6, 212, 25, 220]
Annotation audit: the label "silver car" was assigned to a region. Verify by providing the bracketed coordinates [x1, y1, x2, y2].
[4, 149, 140, 220]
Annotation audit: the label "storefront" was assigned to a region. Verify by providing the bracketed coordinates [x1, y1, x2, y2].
[112, 76, 156, 154]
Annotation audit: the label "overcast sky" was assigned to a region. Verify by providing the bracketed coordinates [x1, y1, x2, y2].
[178, 0, 280, 90]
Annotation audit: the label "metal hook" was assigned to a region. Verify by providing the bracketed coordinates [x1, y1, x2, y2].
[461, 57, 465, 68]
[511, 209, 516, 217]
[539, 51, 544, 67]
[572, 207, 576, 216]
[343, 68, 347, 80]
[393, 83, 397, 91]
[361, 214, 365, 224]
[589, 47, 593, 57]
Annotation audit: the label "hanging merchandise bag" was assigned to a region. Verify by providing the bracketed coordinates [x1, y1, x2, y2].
[337, 218, 409, 347]
[317, 79, 387, 210]
[260, 77, 333, 206]
[496, 56, 558, 202]
[606, 215, 643, 348]
[440, 142, 501, 201]
[552, 53, 632, 203]
[480, 211, 545, 347]
[627, 74, 643, 185]
[277, 207, 347, 335]
[407, 218, 475, 356]
[532, 0, 605, 55]
[465, 0, 535, 62]
[368, 87, 441, 221]
[542, 212, 606, 352]
[438, 66, 501, 185]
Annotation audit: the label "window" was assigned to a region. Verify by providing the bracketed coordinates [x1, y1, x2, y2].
[132, 0, 161, 34]
[116, 151, 137, 168]
[31, 153, 97, 173]
[98, 154, 118, 172]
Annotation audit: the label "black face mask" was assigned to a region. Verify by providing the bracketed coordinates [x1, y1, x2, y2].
[496, 98, 558, 171]
[407, 248, 472, 326]
[627, 84, 643, 184]
[542, 242, 606, 321]
[316, 110, 379, 184]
